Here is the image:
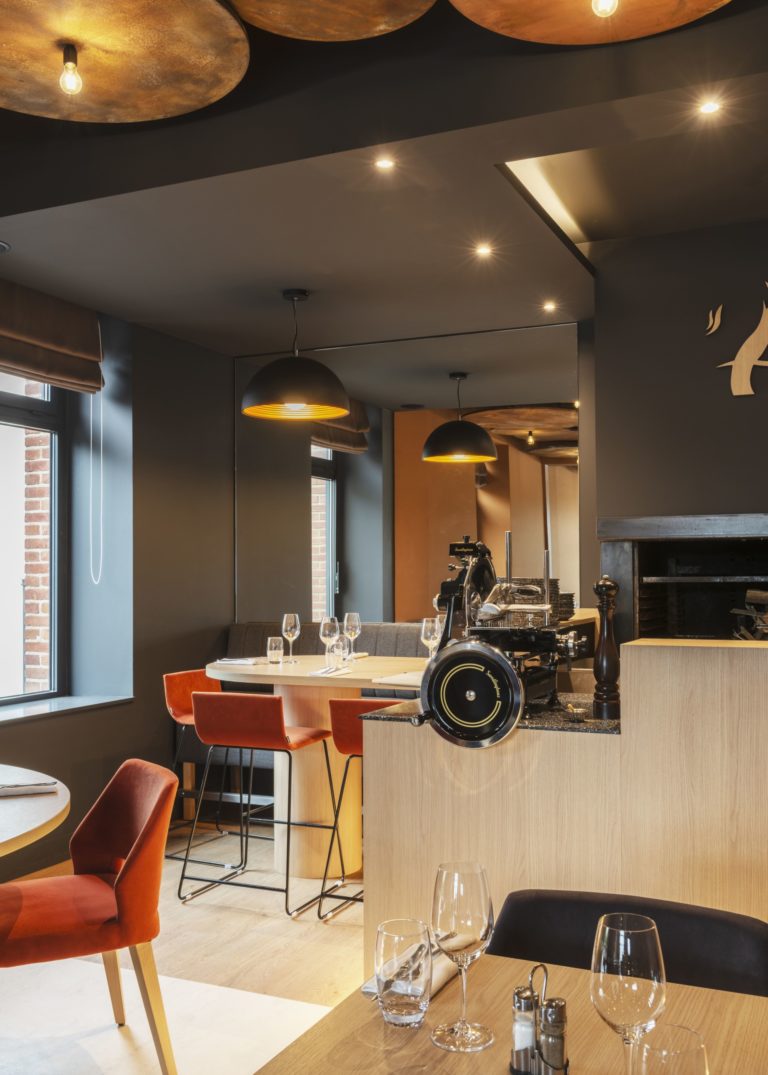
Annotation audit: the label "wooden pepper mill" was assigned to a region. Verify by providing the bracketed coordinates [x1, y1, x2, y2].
[593, 575, 620, 721]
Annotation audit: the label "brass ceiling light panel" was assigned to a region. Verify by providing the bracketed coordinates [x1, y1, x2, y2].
[233, 0, 437, 41]
[447, 0, 732, 45]
[0, 0, 249, 123]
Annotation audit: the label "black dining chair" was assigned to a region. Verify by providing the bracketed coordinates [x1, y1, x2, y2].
[487, 888, 768, 996]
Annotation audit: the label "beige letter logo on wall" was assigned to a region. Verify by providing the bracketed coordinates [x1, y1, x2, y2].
[707, 283, 768, 396]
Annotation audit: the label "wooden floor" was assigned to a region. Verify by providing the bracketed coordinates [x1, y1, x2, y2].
[29, 824, 365, 1009]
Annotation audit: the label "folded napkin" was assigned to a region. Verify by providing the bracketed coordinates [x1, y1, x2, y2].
[371, 671, 424, 688]
[361, 951, 458, 999]
[350, 652, 369, 660]
[310, 667, 350, 677]
[0, 781, 58, 797]
[216, 657, 263, 666]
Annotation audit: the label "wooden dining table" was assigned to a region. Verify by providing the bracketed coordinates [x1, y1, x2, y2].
[0, 764, 70, 857]
[258, 953, 768, 1072]
[206, 655, 426, 878]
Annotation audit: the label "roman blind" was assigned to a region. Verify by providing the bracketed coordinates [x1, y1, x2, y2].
[0, 278, 103, 393]
[311, 398, 369, 454]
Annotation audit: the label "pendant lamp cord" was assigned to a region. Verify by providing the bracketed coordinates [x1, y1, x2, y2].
[89, 321, 105, 586]
[292, 297, 299, 357]
[456, 376, 463, 419]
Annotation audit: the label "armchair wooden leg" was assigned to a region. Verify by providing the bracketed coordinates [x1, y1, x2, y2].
[102, 950, 125, 1026]
[129, 942, 178, 1075]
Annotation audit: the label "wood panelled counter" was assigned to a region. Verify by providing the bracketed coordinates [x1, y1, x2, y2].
[362, 639, 768, 972]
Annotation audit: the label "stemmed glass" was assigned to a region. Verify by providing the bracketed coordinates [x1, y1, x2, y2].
[343, 612, 362, 658]
[281, 613, 300, 664]
[590, 913, 667, 1075]
[421, 617, 442, 662]
[636, 1025, 710, 1074]
[319, 616, 340, 665]
[430, 861, 495, 1053]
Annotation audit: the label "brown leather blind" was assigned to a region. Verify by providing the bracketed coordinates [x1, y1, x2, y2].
[311, 399, 370, 454]
[0, 278, 103, 393]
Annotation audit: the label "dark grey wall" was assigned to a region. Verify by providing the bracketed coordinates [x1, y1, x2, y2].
[336, 406, 394, 622]
[577, 321, 600, 602]
[234, 359, 312, 623]
[0, 325, 235, 881]
[594, 220, 768, 520]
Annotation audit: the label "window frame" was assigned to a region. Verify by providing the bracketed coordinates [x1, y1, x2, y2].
[0, 384, 69, 707]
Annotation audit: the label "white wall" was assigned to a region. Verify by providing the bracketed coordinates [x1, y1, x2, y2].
[0, 423, 25, 697]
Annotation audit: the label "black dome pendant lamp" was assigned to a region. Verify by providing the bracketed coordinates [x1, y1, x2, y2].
[422, 372, 497, 463]
[241, 289, 350, 421]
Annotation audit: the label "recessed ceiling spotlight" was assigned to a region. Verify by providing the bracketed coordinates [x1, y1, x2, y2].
[542, 300, 557, 313]
[375, 156, 395, 170]
[475, 242, 493, 258]
[698, 100, 721, 115]
[0, 240, 11, 254]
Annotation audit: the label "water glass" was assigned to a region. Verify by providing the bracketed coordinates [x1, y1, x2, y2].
[636, 1025, 709, 1074]
[267, 636, 284, 664]
[329, 636, 351, 669]
[343, 612, 362, 656]
[282, 612, 300, 663]
[590, 913, 666, 1075]
[375, 919, 432, 1028]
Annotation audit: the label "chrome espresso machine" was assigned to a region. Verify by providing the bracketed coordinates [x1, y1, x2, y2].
[421, 537, 590, 747]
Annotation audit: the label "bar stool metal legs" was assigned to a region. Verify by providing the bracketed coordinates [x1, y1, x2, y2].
[177, 739, 342, 917]
[317, 753, 363, 920]
[165, 729, 230, 863]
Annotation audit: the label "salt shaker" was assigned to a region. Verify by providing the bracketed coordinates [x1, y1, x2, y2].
[538, 997, 568, 1073]
[510, 985, 538, 1075]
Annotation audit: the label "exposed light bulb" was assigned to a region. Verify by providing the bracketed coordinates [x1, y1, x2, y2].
[526, 431, 535, 447]
[574, 399, 580, 410]
[59, 44, 82, 95]
[284, 402, 307, 412]
[475, 242, 493, 258]
[592, 0, 618, 17]
[699, 100, 721, 115]
[375, 156, 395, 170]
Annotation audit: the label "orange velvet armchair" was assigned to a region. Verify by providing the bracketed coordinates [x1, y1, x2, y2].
[0, 758, 179, 1075]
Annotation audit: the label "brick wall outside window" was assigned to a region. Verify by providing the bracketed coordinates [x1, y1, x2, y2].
[23, 382, 51, 693]
[311, 476, 328, 621]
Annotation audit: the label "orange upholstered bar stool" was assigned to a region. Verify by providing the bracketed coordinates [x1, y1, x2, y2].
[178, 691, 339, 917]
[0, 759, 178, 1075]
[318, 697, 400, 921]
[162, 669, 224, 857]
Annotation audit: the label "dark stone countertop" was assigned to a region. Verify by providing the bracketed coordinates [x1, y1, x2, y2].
[360, 692, 620, 735]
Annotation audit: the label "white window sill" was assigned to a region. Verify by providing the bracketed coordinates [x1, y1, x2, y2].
[0, 695, 133, 726]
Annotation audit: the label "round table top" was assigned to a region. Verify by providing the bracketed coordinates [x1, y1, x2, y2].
[0, 764, 70, 857]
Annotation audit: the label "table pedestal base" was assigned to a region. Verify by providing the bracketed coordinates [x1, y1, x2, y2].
[274, 684, 362, 879]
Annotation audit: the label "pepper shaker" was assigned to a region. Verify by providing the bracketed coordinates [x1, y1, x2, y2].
[538, 997, 568, 1073]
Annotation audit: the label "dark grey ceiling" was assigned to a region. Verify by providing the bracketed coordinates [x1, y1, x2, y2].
[507, 71, 768, 246]
[0, 123, 591, 407]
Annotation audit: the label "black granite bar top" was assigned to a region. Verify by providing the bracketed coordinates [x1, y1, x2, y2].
[361, 692, 620, 734]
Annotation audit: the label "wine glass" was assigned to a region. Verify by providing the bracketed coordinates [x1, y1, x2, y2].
[636, 1025, 709, 1074]
[430, 861, 494, 1053]
[281, 613, 300, 664]
[343, 612, 362, 658]
[319, 616, 340, 664]
[590, 913, 667, 1075]
[421, 617, 441, 662]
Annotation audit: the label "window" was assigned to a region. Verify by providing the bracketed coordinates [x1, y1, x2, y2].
[0, 373, 63, 703]
[311, 445, 337, 621]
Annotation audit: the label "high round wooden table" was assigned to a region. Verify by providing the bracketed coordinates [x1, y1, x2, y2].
[0, 764, 70, 857]
[206, 655, 425, 878]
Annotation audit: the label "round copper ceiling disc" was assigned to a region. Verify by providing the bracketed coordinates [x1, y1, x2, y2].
[0, 0, 249, 123]
[448, 0, 732, 45]
[234, 0, 437, 41]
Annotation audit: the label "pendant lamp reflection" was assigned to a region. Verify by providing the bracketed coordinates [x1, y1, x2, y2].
[422, 372, 497, 463]
[241, 289, 350, 421]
